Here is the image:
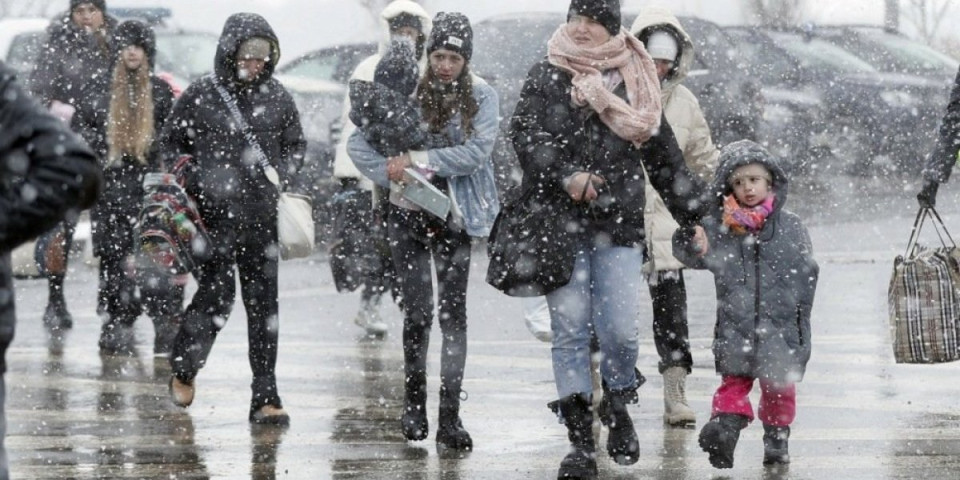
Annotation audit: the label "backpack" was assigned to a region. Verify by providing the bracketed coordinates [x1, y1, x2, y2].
[135, 155, 210, 276]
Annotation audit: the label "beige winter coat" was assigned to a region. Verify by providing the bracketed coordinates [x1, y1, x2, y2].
[333, 0, 432, 188]
[630, 7, 720, 273]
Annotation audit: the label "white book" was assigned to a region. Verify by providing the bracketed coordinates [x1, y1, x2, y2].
[390, 168, 451, 219]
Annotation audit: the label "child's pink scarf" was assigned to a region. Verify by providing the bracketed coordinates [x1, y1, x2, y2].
[723, 194, 775, 235]
[547, 25, 662, 147]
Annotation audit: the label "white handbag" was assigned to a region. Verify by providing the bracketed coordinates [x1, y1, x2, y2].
[214, 80, 315, 260]
[277, 192, 314, 260]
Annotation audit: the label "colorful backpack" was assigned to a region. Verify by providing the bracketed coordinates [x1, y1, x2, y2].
[136, 155, 210, 276]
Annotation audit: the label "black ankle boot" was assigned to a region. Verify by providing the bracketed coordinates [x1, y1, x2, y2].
[554, 393, 597, 480]
[762, 424, 790, 465]
[401, 371, 428, 441]
[598, 376, 643, 465]
[435, 386, 472, 452]
[699, 413, 749, 469]
[44, 276, 72, 332]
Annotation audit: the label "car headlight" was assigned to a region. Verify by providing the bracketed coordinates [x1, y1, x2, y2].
[880, 90, 919, 109]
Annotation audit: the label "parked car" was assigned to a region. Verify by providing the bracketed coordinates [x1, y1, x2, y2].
[0, 18, 48, 80]
[471, 12, 764, 198]
[814, 25, 958, 82]
[276, 43, 378, 85]
[726, 26, 949, 175]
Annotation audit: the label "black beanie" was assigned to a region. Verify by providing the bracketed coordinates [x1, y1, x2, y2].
[71, 0, 106, 12]
[568, 0, 622, 36]
[388, 12, 423, 34]
[375, 38, 420, 96]
[115, 20, 156, 66]
[427, 12, 473, 62]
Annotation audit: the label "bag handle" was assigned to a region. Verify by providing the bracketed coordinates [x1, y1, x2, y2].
[905, 206, 956, 258]
[211, 78, 281, 191]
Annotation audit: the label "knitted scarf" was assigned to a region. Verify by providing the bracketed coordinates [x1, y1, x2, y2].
[547, 25, 662, 147]
[723, 194, 775, 235]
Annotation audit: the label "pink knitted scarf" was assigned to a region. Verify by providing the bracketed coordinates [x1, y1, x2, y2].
[547, 25, 662, 147]
[723, 194, 776, 235]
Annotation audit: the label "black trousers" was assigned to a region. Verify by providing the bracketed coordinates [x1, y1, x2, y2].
[360, 185, 396, 303]
[649, 271, 693, 374]
[388, 207, 471, 397]
[171, 214, 281, 411]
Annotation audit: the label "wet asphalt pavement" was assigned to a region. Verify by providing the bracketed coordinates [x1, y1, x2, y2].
[8, 173, 960, 479]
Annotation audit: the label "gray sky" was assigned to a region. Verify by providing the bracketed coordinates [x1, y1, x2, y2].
[99, 0, 911, 60]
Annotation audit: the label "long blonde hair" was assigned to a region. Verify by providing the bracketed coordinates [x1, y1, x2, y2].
[106, 60, 155, 166]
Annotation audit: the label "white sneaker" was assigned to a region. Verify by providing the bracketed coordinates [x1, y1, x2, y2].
[354, 297, 388, 335]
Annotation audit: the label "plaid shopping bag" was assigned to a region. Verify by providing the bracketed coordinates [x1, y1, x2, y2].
[888, 208, 960, 363]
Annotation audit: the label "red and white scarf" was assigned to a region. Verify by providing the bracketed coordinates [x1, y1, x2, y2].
[547, 25, 662, 147]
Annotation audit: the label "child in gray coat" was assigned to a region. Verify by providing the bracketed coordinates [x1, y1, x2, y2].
[673, 140, 819, 469]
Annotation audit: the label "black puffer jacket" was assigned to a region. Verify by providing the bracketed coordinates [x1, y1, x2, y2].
[29, 11, 118, 106]
[72, 64, 176, 255]
[0, 62, 102, 370]
[673, 141, 819, 382]
[507, 59, 707, 287]
[348, 80, 451, 157]
[157, 13, 306, 222]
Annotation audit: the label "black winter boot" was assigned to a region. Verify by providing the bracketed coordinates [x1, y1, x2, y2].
[401, 371, 428, 441]
[699, 413, 749, 469]
[435, 386, 473, 452]
[43, 275, 72, 332]
[598, 379, 642, 465]
[554, 393, 597, 480]
[762, 424, 790, 465]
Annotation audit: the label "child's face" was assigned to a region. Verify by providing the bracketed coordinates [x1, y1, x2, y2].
[729, 163, 772, 207]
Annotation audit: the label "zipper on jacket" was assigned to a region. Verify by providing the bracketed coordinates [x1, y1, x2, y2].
[753, 238, 761, 347]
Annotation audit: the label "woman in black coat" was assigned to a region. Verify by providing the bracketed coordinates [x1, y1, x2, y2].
[0, 60, 102, 480]
[158, 13, 306, 426]
[502, 0, 705, 477]
[72, 20, 179, 356]
[29, 0, 117, 333]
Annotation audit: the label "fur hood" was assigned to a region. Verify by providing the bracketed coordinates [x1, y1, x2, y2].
[629, 7, 695, 95]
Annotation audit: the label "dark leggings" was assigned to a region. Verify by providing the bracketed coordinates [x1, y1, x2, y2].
[649, 271, 693, 374]
[171, 215, 280, 411]
[388, 207, 471, 396]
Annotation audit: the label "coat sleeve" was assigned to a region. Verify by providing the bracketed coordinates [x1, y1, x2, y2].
[157, 83, 201, 170]
[675, 89, 719, 182]
[509, 62, 580, 189]
[641, 115, 710, 228]
[924, 65, 960, 183]
[28, 31, 63, 106]
[346, 129, 390, 189]
[408, 81, 499, 177]
[277, 88, 307, 193]
[795, 218, 818, 358]
[0, 68, 102, 251]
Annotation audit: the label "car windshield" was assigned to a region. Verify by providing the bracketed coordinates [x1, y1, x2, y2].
[859, 31, 958, 74]
[769, 32, 877, 74]
[155, 32, 218, 81]
[472, 16, 562, 84]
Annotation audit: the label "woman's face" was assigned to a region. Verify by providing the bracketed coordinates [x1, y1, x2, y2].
[429, 48, 466, 84]
[730, 163, 772, 207]
[566, 14, 611, 48]
[71, 3, 104, 32]
[121, 45, 146, 72]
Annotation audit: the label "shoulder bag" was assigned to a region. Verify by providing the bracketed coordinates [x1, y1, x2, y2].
[213, 80, 314, 260]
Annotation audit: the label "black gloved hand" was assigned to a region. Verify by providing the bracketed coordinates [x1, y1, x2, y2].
[918, 180, 940, 208]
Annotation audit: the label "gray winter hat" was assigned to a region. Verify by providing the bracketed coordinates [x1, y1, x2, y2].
[237, 37, 272, 61]
[71, 0, 106, 12]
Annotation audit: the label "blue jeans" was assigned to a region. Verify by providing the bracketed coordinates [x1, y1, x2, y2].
[548, 246, 644, 398]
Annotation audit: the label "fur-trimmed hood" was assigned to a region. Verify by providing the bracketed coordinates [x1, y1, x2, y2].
[629, 7, 695, 94]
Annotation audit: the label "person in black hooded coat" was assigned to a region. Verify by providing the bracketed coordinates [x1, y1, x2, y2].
[72, 20, 179, 356]
[29, 0, 118, 335]
[157, 12, 306, 426]
[0, 60, 102, 480]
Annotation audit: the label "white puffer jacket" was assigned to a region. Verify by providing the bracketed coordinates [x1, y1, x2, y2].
[332, 0, 432, 187]
[630, 7, 720, 273]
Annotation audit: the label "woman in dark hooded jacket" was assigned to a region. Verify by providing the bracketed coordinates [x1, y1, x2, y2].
[29, 0, 117, 334]
[502, 0, 707, 477]
[0, 60, 102, 480]
[157, 13, 306, 426]
[673, 140, 819, 469]
[72, 20, 179, 356]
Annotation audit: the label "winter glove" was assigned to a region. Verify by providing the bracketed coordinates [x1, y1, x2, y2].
[918, 180, 939, 208]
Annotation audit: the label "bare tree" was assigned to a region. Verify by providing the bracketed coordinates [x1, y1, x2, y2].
[900, 0, 952, 44]
[0, 0, 60, 19]
[746, 0, 806, 27]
